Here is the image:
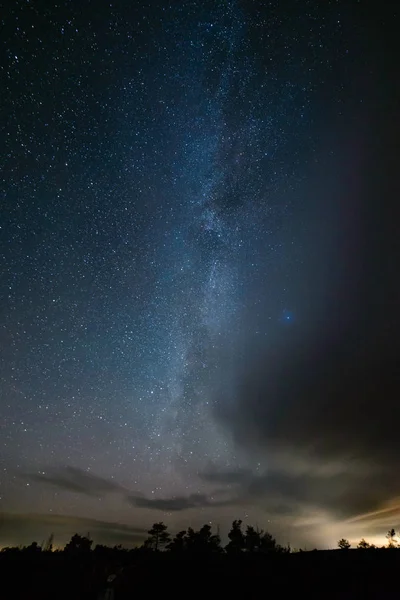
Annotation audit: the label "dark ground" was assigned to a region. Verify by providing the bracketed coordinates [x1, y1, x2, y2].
[1, 549, 399, 599]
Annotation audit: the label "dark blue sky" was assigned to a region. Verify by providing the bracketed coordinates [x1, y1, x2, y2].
[1, 0, 398, 549]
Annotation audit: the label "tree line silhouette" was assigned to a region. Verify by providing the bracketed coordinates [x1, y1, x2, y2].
[2, 521, 399, 556]
[1, 519, 288, 556]
[143, 519, 289, 554]
[337, 528, 399, 551]
[2, 522, 400, 599]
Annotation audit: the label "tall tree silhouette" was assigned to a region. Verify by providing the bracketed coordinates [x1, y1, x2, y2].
[147, 522, 170, 551]
[386, 528, 397, 548]
[226, 520, 245, 554]
[244, 525, 261, 553]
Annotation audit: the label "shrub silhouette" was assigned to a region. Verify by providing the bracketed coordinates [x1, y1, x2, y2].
[64, 533, 93, 554]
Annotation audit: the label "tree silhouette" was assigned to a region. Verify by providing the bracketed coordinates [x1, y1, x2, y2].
[357, 538, 371, 549]
[386, 528, 397, 548]
[185, 525, 222, 554]
[244, 525, 261, 553]
[259, 530, 279, 553]
[166, 530, 187, 553]
[147, 522, 170, 551]
[43, 533, 54, 552]
[338, 538, 351, 550]
[24, 541, 41, 554]
[64, 534, 93, 554]
[226, 520, 245, 554]
[141, 538, 154, 551]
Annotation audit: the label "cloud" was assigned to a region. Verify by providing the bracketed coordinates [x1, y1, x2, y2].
[25, 466, 236, 518]
[199, 464, 383, 518]
[251, 469, 398, 519]
[27, 467, 235, 514]
[215, 321, 400, 519]
[127, 492, 231, 512]
[199, 466, 253, 485]
[0, 513, 147, 548]
[27, 466, 124, 496]
[212, 132, 400, 526]
[215, 329, 400, 520]
[193, 464, 400, 548]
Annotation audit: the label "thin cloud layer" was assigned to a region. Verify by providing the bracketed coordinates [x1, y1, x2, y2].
[0, 513, 147, 548]
[27, 467, 231, 514]
[27, 466, 125, 496]
[127, 492, 230, 512]
[200, 466, 253, 486]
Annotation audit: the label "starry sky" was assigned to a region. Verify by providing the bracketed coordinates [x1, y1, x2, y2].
[1, 0, 399, 550]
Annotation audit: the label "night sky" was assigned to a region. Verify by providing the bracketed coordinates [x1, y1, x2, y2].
[1, 0, 399, 549]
